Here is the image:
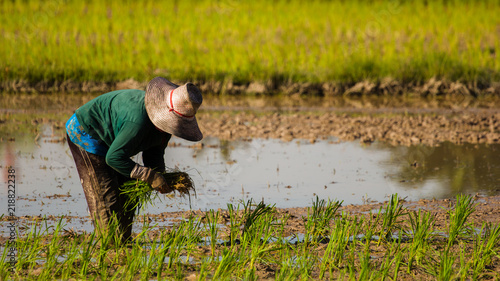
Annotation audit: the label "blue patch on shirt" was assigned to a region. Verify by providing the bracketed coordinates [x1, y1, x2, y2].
[66, 113, 108, 156]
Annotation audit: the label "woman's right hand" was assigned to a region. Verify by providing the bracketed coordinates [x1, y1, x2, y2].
[130, 164, 173, 193]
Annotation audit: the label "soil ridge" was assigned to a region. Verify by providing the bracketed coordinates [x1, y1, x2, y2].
[2, 78, 500, 96]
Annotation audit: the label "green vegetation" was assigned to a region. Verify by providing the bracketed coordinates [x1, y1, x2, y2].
[2, 195, 500, 280]
[0, 0, 499, 89]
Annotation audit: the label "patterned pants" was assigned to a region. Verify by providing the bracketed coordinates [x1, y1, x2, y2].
[67, 134, 136, 243]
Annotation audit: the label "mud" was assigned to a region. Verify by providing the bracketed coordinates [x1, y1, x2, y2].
[2, 77, 500, 96]
[3, 110, 500, 146]
[198, 110, 500, 146]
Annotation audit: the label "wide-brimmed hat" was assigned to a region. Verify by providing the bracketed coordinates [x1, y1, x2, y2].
[145, 77, 203, 141]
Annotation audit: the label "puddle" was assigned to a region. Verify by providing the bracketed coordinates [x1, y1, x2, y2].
[1, 125, 499, 220]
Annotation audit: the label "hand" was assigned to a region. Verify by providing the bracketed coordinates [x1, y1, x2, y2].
[130, 164, 172, 194]
[150, 173, 172, 194]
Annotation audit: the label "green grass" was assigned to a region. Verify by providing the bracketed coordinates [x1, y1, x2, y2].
[0, 0, 499, 89]
[2, 194, 500, 280]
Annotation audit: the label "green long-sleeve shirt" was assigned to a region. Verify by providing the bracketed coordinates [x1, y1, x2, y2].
[75, 89, 171, 177]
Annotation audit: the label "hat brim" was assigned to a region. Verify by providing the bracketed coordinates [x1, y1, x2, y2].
[145, 78, 203, 142]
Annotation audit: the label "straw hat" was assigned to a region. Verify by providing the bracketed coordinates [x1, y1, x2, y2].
[145, 77, 203, 141]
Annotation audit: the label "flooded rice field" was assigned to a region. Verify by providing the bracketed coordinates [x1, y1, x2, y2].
[1, 122, 498, 220]
[1, 94, 500, 279]
[1, 93, 499, 224]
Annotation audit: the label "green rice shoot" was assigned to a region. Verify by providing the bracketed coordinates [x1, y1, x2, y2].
[120, 170, 196, 212]
[4, 195, 500, 280]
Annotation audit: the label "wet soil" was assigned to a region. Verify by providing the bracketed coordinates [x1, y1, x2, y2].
[198, 110, 500, 146]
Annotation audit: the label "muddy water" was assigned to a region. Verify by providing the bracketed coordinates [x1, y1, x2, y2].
[1, 124, 498, 220]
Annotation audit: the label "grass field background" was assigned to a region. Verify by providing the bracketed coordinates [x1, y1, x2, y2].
[1, 0, 499, 89]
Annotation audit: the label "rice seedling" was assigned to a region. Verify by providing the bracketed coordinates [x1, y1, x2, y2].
[296, 254, 318, 280]
[141, 238, 159, 280]
[468, 223, 500, 279]
[155, 228, 175, 280]
[197, 257, 211, 281]
[379, 239, 404, 281]
[392, 251, 404, 280]
[122, 236, 147, 279]
[241, 211, 282, 272]
[163, 217, 203, 271]
[275, 247, 301, 281]
[279, 238, 318, 281]
[305, 196, 342, 241]
[319, 213, 363, 278]
[57, 234, 81, 279]
[77, 226, 99, 277]
[212, 248, 240, 280]
[221, 200, 284, 279]
[204, 209, 220, 257]
[378, 194, 407, 244]
[226, 203, 242, 246]
[120, 170, 196, 212]
[357, 247, 373, 280]
[356, 223, 377, 280]
[387, 232, 405, 280]
[38, 219, 64, 279]
[406, 209, 436, 271]
[0, 247, 11, 280]
[3, 194, 500, 279]
[15, 221, 44, 273]
[447, 194, 476, 248]
[240, 199, 274, 237]
[438, 250, 456, 281]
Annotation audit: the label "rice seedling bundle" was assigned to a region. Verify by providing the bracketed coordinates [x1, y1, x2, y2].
[120, 170, 195, 211]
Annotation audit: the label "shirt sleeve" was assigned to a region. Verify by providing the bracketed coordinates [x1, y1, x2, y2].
[142, 144, 166, 172]
[105, 121, 144, 177]
[143, 133, 170, 171]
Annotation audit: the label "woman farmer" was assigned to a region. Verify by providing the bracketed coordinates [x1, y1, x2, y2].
[66, 77, 203, 242]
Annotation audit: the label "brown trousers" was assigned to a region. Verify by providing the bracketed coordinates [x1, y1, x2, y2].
[67, 135, 136, 242]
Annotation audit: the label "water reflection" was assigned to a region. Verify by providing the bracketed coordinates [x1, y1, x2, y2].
[1, 142, 15, 184]
[163, 137, 500, 211]
[379, 142, 500, 197]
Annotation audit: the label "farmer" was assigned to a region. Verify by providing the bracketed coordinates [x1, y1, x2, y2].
[66, 77, 203, 242]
